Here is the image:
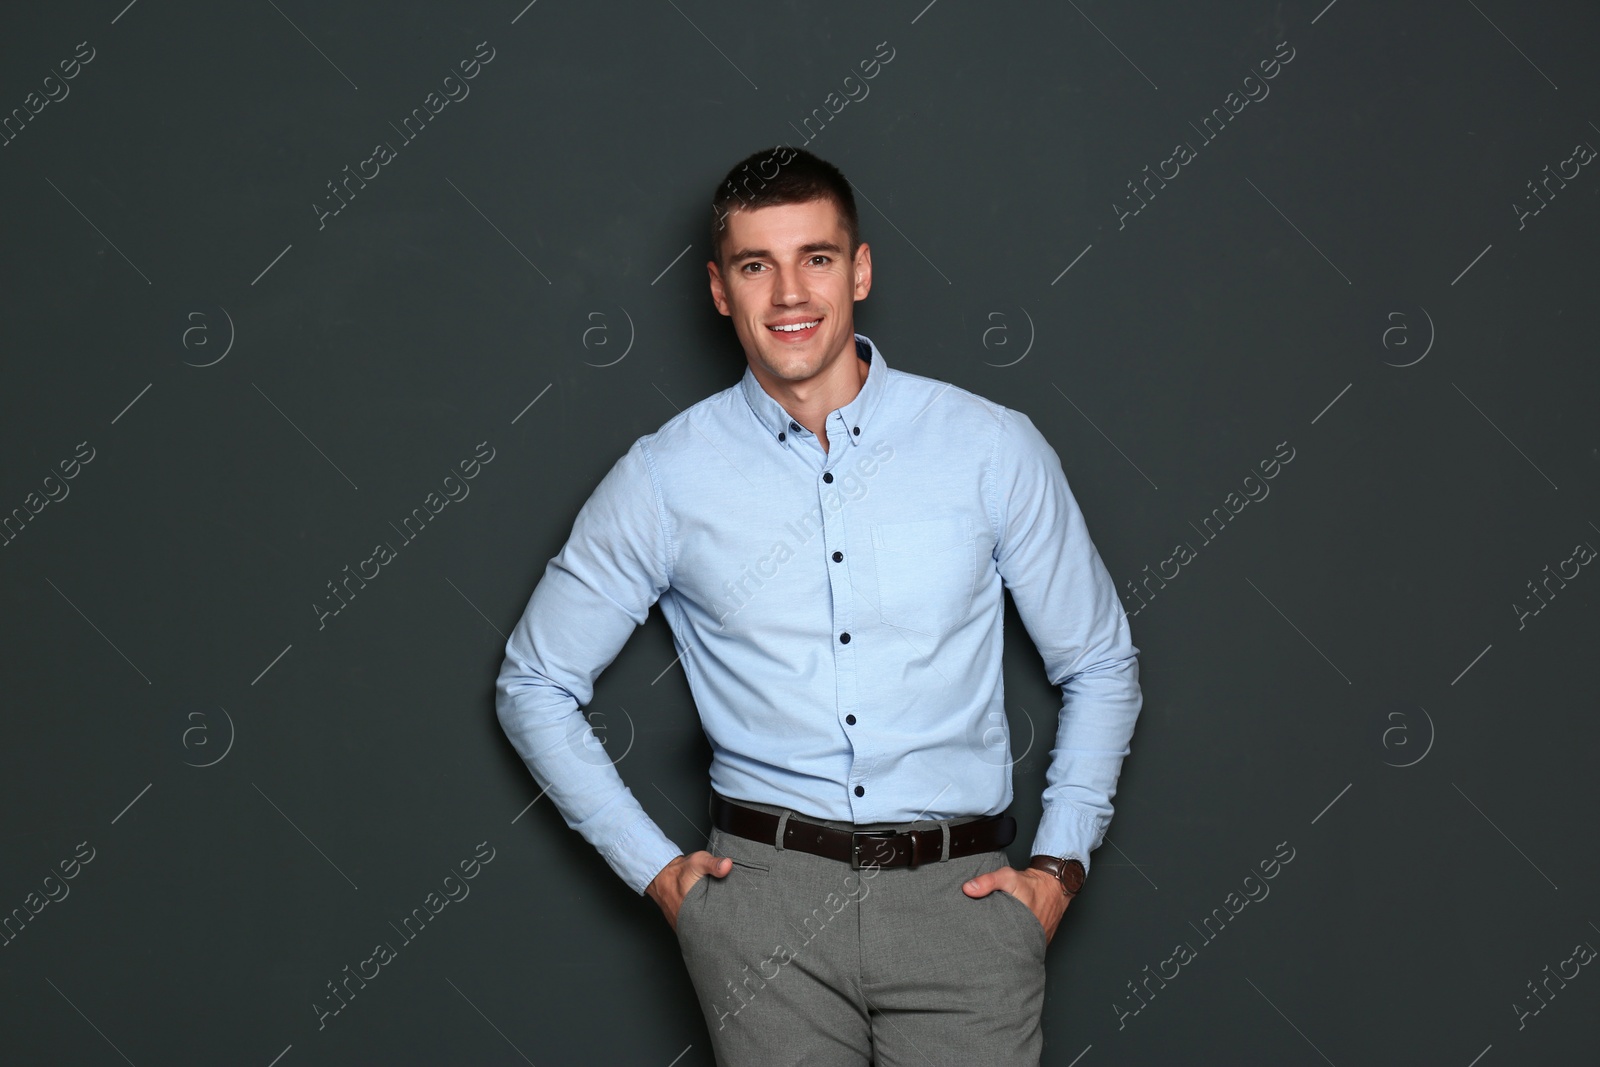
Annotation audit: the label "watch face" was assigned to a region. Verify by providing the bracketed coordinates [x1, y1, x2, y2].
[1061, 860, 1085, 893]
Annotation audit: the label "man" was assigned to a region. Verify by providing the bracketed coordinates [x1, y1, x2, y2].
[494, 145, 1142, 1065]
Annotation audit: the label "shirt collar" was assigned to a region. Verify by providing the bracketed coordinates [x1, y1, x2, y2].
[740, 332, 889, 450]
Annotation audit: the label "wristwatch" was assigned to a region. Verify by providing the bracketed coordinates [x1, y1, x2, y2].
[1028, 854, 1086, 898]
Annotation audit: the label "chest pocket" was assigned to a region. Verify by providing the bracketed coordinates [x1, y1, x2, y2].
[869, 515, 977, 637]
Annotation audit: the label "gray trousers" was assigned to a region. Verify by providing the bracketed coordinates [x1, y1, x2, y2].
[675, 792, 1048, 1066]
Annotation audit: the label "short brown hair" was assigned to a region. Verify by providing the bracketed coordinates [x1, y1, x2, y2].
[710, 145, 861, 271]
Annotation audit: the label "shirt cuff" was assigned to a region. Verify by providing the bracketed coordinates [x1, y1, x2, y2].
[1029, 802, 1099, 878]
[602, 815, 686, 896]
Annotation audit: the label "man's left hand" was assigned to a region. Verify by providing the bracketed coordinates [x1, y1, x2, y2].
[962, 866, 1070, 945]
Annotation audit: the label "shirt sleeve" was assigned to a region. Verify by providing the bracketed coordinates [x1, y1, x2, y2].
[494, 436, 683, 896]
[991, 407, 1143, 877]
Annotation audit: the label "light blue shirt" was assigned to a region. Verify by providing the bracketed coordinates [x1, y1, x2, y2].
[495, 333, 1142, 895]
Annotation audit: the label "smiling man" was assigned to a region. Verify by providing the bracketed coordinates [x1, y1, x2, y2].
[494, 146, 1143, 1065]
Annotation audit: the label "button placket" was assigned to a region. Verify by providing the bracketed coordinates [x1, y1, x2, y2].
[818, 454, 864, 815]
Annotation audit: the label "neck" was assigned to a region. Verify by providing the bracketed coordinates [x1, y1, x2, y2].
[753, 342, 869, 454]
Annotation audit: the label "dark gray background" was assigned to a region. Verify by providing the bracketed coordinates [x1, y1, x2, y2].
[2, 1, 1596, 1063]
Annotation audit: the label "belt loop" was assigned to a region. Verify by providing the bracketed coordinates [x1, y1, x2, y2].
[937, 819, 951, 861]
[774, 810, 790, 850]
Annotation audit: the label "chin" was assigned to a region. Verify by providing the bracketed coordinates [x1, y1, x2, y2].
[764, 353, 817, 380]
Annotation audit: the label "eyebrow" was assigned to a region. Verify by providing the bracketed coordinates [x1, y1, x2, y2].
[726, 240, 846, 266]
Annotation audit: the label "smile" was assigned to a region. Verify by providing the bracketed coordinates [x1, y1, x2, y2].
[767, 319, 822, 341]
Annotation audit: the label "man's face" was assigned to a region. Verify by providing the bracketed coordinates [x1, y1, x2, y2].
[707, 197, 872, 388]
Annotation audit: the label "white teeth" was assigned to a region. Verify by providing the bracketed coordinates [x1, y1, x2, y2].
[769, 320, 820, 332]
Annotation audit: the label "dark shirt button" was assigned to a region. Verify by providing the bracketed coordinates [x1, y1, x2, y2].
[832, 550, 843, 562]
[852, 426, 860, 435]
[790, 421, 801, 431]
[854, 785, 865, 797]
[778, 431, 786, 441]
[839, 632, 850, 643]
[822, 472, 833, 483]
[846, 714, 856, 725]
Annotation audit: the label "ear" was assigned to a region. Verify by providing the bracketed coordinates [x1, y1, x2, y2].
[852, 242, 873, 302]
[707, 259, 731, 316]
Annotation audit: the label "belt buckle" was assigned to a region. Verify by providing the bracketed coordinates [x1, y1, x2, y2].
[851, 830, 904, 870]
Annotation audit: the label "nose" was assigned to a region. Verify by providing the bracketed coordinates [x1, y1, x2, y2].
[770, 262, 809, 306]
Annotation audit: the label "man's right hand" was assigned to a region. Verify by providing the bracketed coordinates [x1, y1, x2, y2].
[646, 851, 733, 932]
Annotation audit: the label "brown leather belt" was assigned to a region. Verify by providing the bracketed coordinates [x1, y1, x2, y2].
[711, 793, 1015, 870]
